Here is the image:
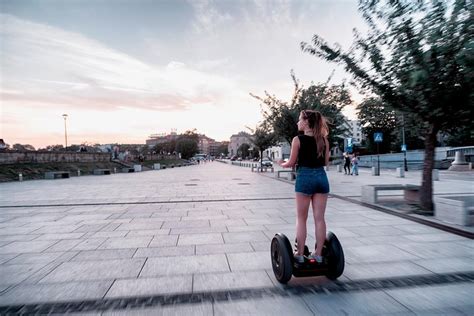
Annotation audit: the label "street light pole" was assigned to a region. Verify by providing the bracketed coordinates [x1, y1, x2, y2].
[402, 114, 408, 171]
[62, 114, 68, 150]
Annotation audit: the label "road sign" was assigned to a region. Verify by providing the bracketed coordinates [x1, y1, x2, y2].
[401, 144, 407, 152]
[374, 132, 383, 143]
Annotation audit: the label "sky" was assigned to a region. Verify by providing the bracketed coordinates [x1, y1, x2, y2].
[1, 0, 366, 149]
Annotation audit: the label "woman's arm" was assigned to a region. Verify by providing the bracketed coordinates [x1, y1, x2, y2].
[324, 137, 330, 166]
[280, 137, 299, 168]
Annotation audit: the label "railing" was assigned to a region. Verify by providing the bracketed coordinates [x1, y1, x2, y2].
[446, 146, 474, 159]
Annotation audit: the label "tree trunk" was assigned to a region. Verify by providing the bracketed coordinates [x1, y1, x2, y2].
[420, 124, 438, 212]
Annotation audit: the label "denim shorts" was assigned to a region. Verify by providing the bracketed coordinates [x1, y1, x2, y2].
[295, 167, 330, 195]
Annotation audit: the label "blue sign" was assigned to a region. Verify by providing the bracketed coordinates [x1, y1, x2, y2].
[401, 144, 407, 152]
[374, 132, 383, 143]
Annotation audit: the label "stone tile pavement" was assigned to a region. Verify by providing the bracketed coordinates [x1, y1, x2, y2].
[0, 161, 472, 315]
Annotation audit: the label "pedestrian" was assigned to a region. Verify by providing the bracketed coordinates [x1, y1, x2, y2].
[278, 110, 330, 264]
[351, 153, 359, 176]
[343, 152, 351, 175]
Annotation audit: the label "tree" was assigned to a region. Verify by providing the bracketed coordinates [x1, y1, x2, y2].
[357, 97, 397, 153]
[176, 130, 199, 159]
[215, 143, 229, 157]
[247, 122, 278, 164]
[12, 144, 35, 151]
[301, 1, 473, 212]
[237, 143, 251, 158]
[251, 71, 350, 150]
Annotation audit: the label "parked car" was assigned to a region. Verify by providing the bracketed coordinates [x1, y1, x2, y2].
[259, 158, 273, 167]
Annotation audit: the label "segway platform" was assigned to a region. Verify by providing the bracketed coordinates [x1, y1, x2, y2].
[270, 232, 345, 284]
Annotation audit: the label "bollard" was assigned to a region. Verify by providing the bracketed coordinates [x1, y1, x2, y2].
[337, 165, 342, 173]
[114, 167, 117, 173]
[433, 169, 439, 181]
[77, 170, 81, 176]
[372, 167, 380, 176]
[396, 167, 405, 178]
[19, 173, 23, 182]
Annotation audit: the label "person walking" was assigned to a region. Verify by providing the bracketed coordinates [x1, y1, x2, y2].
[343, 152, 351, 175]
[351, 153, 359, 176]
[278, 110, 330, 264]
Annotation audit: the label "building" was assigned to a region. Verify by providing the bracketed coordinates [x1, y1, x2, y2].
[146, 130, 178, 147]
[265, 141, 291, 160]
[198, 134, 214, 155]
[348, 120, 364, 144]
[228, 132, 252, 157]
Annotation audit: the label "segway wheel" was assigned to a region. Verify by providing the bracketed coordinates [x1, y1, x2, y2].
[325, 232, 345, 280]
[271, 234, 293, 284]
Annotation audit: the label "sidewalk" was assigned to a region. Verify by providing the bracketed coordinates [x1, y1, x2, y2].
[0, 162, 472, 315]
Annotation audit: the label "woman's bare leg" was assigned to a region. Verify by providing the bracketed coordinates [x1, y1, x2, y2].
[311, 193, 328, 256]
[295, 193, 311, 255]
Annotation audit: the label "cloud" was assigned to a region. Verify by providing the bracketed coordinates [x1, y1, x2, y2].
[0, 13, 239, 112]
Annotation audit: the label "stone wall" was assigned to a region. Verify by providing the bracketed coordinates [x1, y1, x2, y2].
[0, 152, 112, 164]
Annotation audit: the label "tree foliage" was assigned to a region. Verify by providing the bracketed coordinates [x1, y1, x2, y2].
[301, 0, 473, 211]
[247, 123, 278, 162]
[357, 97, 397, 153]
[251, 72, 350, 149]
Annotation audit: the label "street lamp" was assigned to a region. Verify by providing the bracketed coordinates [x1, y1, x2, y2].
[401, 114, 408, 172]
[62, 114, 68, 150]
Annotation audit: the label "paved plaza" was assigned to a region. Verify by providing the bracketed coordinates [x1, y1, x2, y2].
[0, 162, 473, 315]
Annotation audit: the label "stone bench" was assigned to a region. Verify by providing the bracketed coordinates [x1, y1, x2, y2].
[435, 195, 474, 226]
[45, 171, 70, 179]
[122, 167, 135, 173]
[362, 184, 421, 204]
[93, 169, 111, 175]
[251, 166, 274, 173]
[276, 169, 296, 181]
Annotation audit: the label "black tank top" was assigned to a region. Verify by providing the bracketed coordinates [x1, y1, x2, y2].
[297, 135, 326, 168]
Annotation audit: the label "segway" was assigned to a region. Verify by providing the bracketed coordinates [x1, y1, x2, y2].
[270, 232, 344, 284]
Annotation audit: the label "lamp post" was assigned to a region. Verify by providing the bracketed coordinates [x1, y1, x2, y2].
[62, 114, 68, 150]
[401, 114, 408, 171]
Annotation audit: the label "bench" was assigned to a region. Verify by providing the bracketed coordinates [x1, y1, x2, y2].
[435, 195, 474, 226]
[122, 167, 135, 173]
[361, 184, 421, 204]
[45, 171, 70, 179]
[252, 166, 274, 173]
[93, 169, 111, 175]
[276, 169, 296, 181]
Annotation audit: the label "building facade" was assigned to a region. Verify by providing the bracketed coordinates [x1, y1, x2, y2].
[228, 132, 252, 157]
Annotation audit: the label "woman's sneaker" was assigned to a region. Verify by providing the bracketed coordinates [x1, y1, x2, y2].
[293, 252, 305, 264]
[308, 253, 324, 264]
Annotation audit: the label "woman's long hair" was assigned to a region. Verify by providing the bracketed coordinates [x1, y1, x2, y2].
[301, 110, 329, 158]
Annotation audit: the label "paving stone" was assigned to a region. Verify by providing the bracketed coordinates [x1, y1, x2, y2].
[404, 233, 467, 242]
[6, 252, 66, 265]
[140, 254, 229, 277]
[0, 240, 57, 254]
[0, 254, 18, 265]
[226, 225, 266, 232]
[72, 238, 107, 251]
[116, 223, 164, 231]
[345, 226, 408, 237]
[32, 225, 81, 234]
[134, 246, 195, 258]
[0, 234, 39, 242]
[196, 243, 253, 255]
[0, 263, 46, 285]
[148, 235, 178, 247]
[39, 259, 145, 283]
[344, 244, 421, 263]
[214, 296, 313, 316]
[45, 239, 83, 252]
[101, 303, 213, 316]
[126, 229, 171, 237]
[170, 226, 227, 235]
[395, 242, 474, 259]
[177, 233, 224, 246]
[227, 251, 270, 271]
[161, 220, 209, 229]
[413, 257, 474, 273]
[71, 249, 136, 261]
[193, 270, 273, 292]
[92, 231, 128, 238]
[223, 231, 269, 243]
[344, 261, 432, 280]
[385, 283, 474, 311]
[98, 237, 152, 249]
[0, 280, 112, 305]
[209, 219, 247, 227]
[105, 275, 192, 298]
[302, 289, 410, 315]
